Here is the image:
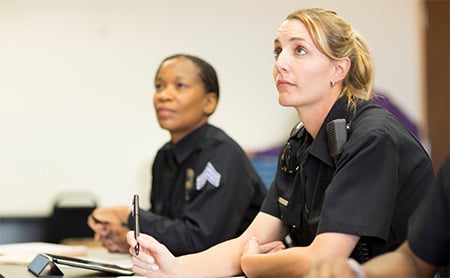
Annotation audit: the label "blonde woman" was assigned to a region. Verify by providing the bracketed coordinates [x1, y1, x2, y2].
[126, 8, 433, 277]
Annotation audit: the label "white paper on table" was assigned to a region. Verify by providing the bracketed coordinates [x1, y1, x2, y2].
[0, 242, 87, 265]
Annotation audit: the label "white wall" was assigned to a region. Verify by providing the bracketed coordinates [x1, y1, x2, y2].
[0, 0, 424, 216]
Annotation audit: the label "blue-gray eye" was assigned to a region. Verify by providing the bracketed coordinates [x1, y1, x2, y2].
[295, 46, 306, 55]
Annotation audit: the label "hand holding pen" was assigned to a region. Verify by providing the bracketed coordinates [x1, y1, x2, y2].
[132, 194, 140, 255]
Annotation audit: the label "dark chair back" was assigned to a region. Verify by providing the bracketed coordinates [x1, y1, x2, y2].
[46, 191, 97, 243]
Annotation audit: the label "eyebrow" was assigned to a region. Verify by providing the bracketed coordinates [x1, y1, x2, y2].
[274, 37, 307, 44]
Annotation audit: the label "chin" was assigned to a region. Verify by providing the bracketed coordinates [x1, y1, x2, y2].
[278, 97, 291, 107]
[158, 121, 174, 131]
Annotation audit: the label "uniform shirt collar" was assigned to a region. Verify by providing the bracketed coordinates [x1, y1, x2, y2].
[163, 123, 209, 164]
[309, 97, 352, 167]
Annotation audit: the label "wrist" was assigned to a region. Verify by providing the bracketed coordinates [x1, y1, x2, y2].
[347, 258, 367, 278]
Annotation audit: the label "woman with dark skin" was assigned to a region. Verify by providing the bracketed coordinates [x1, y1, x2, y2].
[88, 54, 266, 256]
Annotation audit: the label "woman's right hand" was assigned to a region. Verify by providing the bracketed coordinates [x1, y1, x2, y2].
[127, 231, 178, 278]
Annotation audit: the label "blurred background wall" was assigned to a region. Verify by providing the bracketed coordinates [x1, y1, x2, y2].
[0, 0, 443, 224]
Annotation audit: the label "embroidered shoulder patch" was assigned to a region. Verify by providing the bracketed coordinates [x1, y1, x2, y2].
[196, 162, 221, 190]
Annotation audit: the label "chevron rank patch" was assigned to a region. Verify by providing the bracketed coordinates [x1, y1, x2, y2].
[196, 162, 221, 190]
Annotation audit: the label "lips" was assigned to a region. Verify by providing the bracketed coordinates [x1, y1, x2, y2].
[156, 107, 175, 118]
[276, 79, 295, 89]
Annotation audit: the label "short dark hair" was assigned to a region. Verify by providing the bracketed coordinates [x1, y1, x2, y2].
[154, 54, 220, 100]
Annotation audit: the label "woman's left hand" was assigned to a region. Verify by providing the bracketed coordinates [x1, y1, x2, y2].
[243, 237, 286, 256]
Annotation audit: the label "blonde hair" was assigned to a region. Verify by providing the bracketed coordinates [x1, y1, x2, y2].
[286, 8, 374, 110]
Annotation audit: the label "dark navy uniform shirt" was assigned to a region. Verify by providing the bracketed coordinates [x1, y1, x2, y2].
[261, 96, 434, 262]
[128, 123, 267, 256]
[409, 153, 449, 274]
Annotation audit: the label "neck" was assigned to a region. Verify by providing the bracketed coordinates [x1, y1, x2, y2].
[296, 94, 339, 139]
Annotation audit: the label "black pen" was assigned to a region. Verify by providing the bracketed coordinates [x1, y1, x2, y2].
[132, 194, 140, 255]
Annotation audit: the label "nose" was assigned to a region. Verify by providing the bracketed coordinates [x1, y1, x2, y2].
[274, 51, 289, 73]
[155, 86, 174, 102]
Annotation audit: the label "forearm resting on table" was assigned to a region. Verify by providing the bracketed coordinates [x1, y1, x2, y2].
[241, 232, 359, 278]
[176, 237, 247, 277]
[241, 246, 315, 277]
